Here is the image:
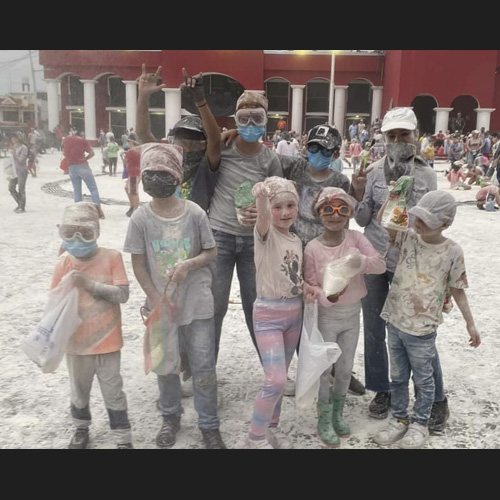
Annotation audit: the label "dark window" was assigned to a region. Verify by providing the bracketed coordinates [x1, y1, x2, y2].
[305, 116, 329, 132]
[346, 82, 371, 115]
[108, 77, 126, 108]
[110, 111, 127, 138]
[3, 111, 19, 122]
[68, 76, 84, 107]
[266, 81, 289, 113]
[306, 81, 329, 113]
[70, 111, 84, 134]
[150, 114, 166, 140]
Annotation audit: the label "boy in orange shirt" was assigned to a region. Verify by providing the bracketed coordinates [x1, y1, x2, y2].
[51, 202, 132, 449]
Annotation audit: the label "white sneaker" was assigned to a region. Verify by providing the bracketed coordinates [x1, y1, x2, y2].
[283, 377, 295, 396]
[247, 437, 274, 449]
[373, 416, 409, 446]
[181, 378, 193, 398]
[266, 427, 294, 449]
[399, 422, 429, 449]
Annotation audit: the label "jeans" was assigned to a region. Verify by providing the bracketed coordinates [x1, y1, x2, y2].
[210, 229, 257, 359]
[69, 164, 101, 205]
[362, 272, 445, 401]
[387, 324, 437, 425]
[8, 170, 28, 210]
[157, 318, 219, 430]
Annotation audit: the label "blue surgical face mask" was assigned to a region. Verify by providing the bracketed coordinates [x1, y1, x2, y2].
[308, 151, 331, 171]
[62, 238, 98, 258]
[237, 125, 266, 143]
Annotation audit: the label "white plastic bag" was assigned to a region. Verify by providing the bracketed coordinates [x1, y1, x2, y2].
[323, 249, 364, 300]
[22, 272, 82, 373]
[3, 157, 16, 181]
[295, 301, 342, 411]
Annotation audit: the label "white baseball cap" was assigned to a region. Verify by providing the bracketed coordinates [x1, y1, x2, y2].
[408, 190, 457, 229]
[381, 107, 418, 133]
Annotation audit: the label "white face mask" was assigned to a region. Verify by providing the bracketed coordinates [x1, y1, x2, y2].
[384, 142, 417, 184]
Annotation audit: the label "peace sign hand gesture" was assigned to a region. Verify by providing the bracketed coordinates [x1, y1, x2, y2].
[139, 64, 166, 96]
[180, 68, 206, 105]
[351, 161, 368, 200]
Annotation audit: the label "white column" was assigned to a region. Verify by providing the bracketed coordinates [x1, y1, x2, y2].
[474, 108, 496, 132]
[371, 86, 384, 125]
[291, 85, 305, 135]
[44, 79, 60, 132]
[434, 107, 454, 134]
[163, 88, 182, 136]
[328, 52, 336, 126]
[81, 80, 97, 140]
[333, 85, 348, 138]
[124, 81, 138, 132]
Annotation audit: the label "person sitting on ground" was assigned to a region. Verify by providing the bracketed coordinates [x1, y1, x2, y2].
[476, 184, 500, 210]
[447, 161, 471, 190]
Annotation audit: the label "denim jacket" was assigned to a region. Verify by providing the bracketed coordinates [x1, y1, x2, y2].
[354, 156, 437, 273]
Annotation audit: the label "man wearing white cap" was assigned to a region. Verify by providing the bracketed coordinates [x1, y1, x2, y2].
[351, 108, 449, 430]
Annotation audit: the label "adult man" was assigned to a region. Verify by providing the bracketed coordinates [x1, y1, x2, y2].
[276, 132, 298, 157]
[351, 108, 447, 430]
[451, 112, 465, 135]
[349, 122, 358, 141]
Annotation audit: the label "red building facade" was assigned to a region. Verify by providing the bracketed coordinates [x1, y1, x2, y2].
[39, 50, 500, 142]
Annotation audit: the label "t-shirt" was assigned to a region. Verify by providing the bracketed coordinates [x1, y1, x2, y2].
[124, 147, 141, 177]
[50, 248, 129, 355]
[63, 135, 93, 166]
[208, 142, 283, 236]
[254, 225, 303, 299]
[107, 142, 120, 158]
[276, 139, 298, 157]
[124, 201, 216, 326]
[381, 229, 468, 336]
[304, 230, 386, 307]
[279, 155, 350, 247]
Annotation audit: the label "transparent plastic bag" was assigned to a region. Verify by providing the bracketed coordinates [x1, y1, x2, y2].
[295, 301, 342, 411]
[22, 272, 82, 373]
[323, 249, 364, 301]
[3, 157, 16, 181]
[380, 175, 414, 231]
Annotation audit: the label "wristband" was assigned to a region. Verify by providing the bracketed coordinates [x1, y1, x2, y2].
[196, 102, 207, 108]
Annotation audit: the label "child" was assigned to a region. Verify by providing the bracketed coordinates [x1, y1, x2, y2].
[247, 176, 307, 449]
[476, 184, 500, 210]
[107, 136, 120, 176]
[423, 137, 435, 168]
[303, 187, 386, 447]
[123, 143, 225, 449]
[52, 202, 133, 449]
[122, 142, 141, 217]
[374, 190, 481, 449]
[447, 161, 471, 190]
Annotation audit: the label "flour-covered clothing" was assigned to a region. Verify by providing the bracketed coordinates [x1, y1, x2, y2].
[254, 225, 303, 299]
[124, 200, 216, 326]
[381, 229, 468, 336]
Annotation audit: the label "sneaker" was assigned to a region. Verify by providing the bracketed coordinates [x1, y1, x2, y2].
[201, 429, 227, 449]
[117, 442, 134, 449]
[283, 377, 295, 397]
[369, 391, 391, 419]
[247, 437, 274, 449]
[348, 373, 366, 396]
[156, 417, 181, 448]
[68, 427, 89, 449]
[181, 378, 194, 398]
[428, 397, 450, 432]
[125, 208, 133, 217]
[266, 427, 294, 449]
[373, 416, 409, 446]
[399, 422, 429, 449]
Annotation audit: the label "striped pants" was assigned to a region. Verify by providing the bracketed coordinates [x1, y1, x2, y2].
[249, 297, 302, 440]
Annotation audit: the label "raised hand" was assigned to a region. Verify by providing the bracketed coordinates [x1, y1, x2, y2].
[139, 64, 166, 96]
[351, 161, 367, 198]
[251, 182, 270, 200]
[180, 68, 206, 104]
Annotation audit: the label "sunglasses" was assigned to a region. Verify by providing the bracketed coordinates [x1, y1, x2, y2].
[235, 108, 268, 127]
[58, 224, 98, 243]
[308, 144, 334, 157]
[318, 204, 352, 217]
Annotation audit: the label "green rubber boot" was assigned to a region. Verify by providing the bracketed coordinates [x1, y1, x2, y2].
[317, 404, 340, 447]
[331, 393, 350, 437]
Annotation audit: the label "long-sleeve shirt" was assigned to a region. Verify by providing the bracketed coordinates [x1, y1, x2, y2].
[353, 156, 437, 273]
[304, 229, 386, 307]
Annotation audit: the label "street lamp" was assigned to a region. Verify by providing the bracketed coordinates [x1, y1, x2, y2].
[328, 51, 338, 127]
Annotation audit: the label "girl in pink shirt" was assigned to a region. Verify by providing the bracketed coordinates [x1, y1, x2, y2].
[303, 187, 386, 447]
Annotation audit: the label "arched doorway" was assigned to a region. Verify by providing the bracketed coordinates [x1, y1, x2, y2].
[411, 95, 438, 135]
[265, 78, 290, 138]
[450, 95, 479, 134]
[305, 78, 330, 132]
[346, 79, 372, 138]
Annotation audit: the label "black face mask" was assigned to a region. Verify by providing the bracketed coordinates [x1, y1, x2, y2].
[142, 171, 178, 199]
[183, 151, 206, 182]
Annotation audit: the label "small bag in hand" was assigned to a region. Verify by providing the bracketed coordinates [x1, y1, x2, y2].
[295, 301, 342, 411]
[22, 272, 82, 373]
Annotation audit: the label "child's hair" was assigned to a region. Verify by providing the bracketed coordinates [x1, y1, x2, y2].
[311, 187, 357, 217]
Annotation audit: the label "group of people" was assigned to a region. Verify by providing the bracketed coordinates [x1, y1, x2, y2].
[36, 65, 482, 450]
